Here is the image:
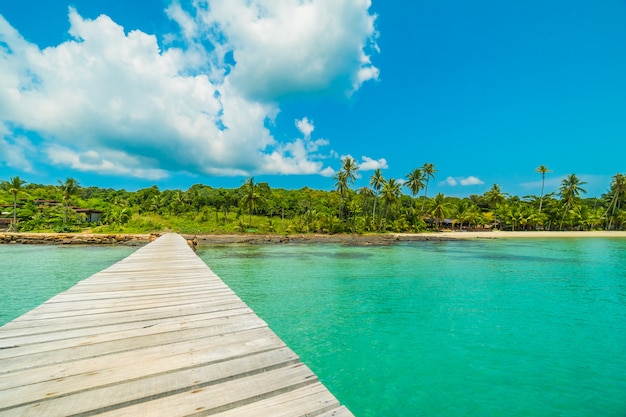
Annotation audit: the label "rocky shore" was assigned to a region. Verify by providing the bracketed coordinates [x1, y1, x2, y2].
[0, 232, 157, 245]
[0, 232, 460, 247]
[3, 230, 623, 248]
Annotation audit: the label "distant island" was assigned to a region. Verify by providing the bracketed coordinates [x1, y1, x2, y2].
[2, 162, 625, 235]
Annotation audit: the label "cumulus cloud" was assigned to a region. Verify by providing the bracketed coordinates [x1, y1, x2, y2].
[441, 175, 484, 187]
[0, 0, 378, 180]
[174, 0, 380, 100]
[358, 156, 388, 171]
[295, 117, 315, 139]
[460, 176, 484, 186]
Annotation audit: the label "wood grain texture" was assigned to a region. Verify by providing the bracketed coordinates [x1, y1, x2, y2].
[0, 233, 354, 416]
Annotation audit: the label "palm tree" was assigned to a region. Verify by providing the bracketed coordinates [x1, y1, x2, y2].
[58, 177, 80, 224]
[428, 193, 450, 229]
[535, 165, 553, 213]
[606, 173, 626, 230]
[369, 169, 385, 223]
[559, 174, 587, 206]
[452, 199, 476, 231]
[334, 157, 359, 218]
[484, 183, 508, 229]
[241, 177, 262, 225]
[2, 176, 27, 231]
[405, 168, 425, 209]
[421, 163, 437, 211]
[380, 178, 402, 230]
[558, 174, 587, 229]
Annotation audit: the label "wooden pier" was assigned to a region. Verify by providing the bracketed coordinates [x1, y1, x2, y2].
[0, 233, 354, 416]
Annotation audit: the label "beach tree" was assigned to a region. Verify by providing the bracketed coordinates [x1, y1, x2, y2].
[558, 174, 587, 229]
[405, 168, 425, 208]
[428, 193, 450, 229]
[605, 173, 626, 230]
[421, 163, 437, 210]
[484, 183, 508, 229]
[2, 176, 27, 231]
[241, 177, 264, 226]
[380, 178, 402, 230]
[535, 165, 553, 213]
[58, 177, 80, 225]
[452, 199, 477, 231]
[369, 169, 385, 224]
[334, 156, 359, 219]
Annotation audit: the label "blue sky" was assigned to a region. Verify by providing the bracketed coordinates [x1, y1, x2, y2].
[1, 1, 625, 198]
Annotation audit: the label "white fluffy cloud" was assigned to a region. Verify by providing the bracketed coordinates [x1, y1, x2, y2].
[442, 176, 484, 187]
[174, 0, 380, 100]
[358, 156, 388, 171]
[460, 176, 484, 186]
[0, 0, 379, 179]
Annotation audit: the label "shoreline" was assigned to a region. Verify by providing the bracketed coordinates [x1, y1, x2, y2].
[2, 230, 626, 246]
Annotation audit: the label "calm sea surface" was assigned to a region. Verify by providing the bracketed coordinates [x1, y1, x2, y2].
[2, 239, 625, 416]
[197, 239, 626, 417]
[0, 244, 137, 324]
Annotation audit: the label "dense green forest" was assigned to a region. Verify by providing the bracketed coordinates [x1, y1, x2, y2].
[2, 161, 626, 234]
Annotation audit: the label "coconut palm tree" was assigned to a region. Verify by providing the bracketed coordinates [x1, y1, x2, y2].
[334, 157, 359, 218]
[428, 193, 450, 229]
[484, 183, 508, 229]
[2, 176, 27, 231]
[58, 177, 80, 224]
[605, 173, 626, 230]
[535, 165, 553, 213]
[369, 169, 385, 223]
[421, 163, 437, 211]
[241, 177, 263, 225]
[405, 168, 425, 209]
[380, 178, 402, 230]
[558, 174, 587, 229]
[559, 174, 586, 206]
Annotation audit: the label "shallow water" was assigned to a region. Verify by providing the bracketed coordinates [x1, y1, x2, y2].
[2, 239, 625, 416]
[0, 244, 138, 324]
[197, 239, 626, 417]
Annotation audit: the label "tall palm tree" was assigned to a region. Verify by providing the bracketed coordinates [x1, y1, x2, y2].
[405, 168, 425, 209]
[421, 163, 437, 211]
[2, 176, 27, 231]
[559, 174, 587, 207]
[535, 165, 553, 213]
[558, 174, 587, 229]
[58, 177, 80, 224]
[369, 169, 385, 223]
[241, 177, 262, 225]
[484, 183, 508, 229]
[428, 193, 450, 229]
[606, 173, 626, 230]
[334, 156, 359, 218]
[380, 178, 401, 230]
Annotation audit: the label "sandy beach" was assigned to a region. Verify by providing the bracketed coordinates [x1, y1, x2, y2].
[396, 230, 626, 240]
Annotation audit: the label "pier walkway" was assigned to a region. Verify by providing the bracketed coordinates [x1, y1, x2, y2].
[0, 233, 354, 416]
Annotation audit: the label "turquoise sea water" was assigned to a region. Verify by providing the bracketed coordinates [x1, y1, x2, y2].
[197, 239, 626, 417]
[1, 239, 625, 416]
[0, 244, 138, 324]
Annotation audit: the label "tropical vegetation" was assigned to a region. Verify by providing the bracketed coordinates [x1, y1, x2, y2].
[2, 164, 626, 234]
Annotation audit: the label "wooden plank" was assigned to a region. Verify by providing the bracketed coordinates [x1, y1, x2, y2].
[94, 363, 319, 417]
[1, 348, 300, 417]
[0, 233, 355, 416]
[0, 311, 258, 361]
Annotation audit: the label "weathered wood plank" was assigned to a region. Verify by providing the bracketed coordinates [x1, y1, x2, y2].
[0, 233, 354, 416]
[1, 348, 300, 417]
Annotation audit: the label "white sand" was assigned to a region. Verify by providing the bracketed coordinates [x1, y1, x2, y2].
[396, 230, 626, 239]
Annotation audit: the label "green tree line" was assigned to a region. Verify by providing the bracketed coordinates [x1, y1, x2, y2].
[2, 163, 626, 234]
